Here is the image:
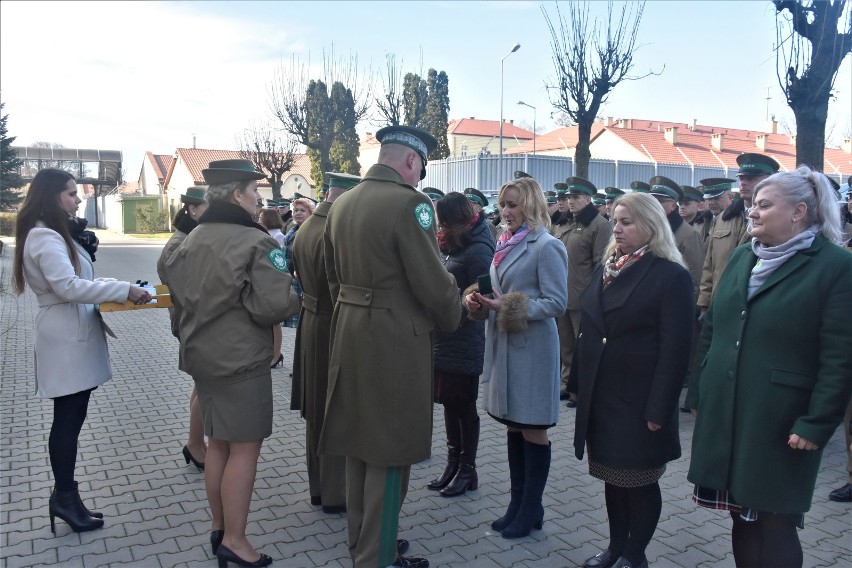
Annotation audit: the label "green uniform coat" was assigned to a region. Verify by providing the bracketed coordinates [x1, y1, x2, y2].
[697, 201, 748, 309]
[319, 164, 463, 467]
[687, 236, 852, 514]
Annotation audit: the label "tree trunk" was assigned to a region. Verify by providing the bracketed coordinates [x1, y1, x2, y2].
[791, 101, 827, 170]
[574, 122, 593, 179]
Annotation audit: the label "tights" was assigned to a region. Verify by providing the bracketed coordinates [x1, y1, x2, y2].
[730, 511, 803, 568]
[49, 388, 93, 492]
[604, 481, 662, 566]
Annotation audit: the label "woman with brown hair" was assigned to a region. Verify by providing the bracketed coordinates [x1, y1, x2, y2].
[14, 168, 151, 534]
[426, 192, 494, 497]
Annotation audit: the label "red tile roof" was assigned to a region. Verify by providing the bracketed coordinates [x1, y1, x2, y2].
[168, 148, 312, 187]
[448, 118, 534, 139]
[146, 152, 174, 183]
[505, 124, 607, 154]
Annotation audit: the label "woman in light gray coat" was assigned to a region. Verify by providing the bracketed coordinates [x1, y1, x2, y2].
[466, 176, 568, 539]
[13, 169, 151, 534]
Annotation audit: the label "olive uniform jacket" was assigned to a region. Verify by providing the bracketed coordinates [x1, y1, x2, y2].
[165, 204, 301, 381]
[687, 236, 852, 513]
[551, 204, 612, 310]
[669, 210, 705, 300]
[697, 200, 749, 309]
[319, 164, 463, 467]
[290, 200, 334, 420]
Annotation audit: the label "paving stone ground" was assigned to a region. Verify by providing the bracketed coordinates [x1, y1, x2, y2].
[1, 230, 850, 568]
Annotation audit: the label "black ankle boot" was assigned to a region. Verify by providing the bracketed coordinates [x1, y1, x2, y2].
[73, 481, 103, 519]
[49, 488, 104, 534]
[441, 464, 478, 497]
[501, 440, 551, 539]
[491, 431, 525, 531]
[426, 445, 459, 490]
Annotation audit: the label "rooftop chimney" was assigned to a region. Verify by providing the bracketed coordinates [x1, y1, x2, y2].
[789, 134, 797, 145]
[765, 116, 778, 134]
[664, 126, 678, 145]
[617, 118, 632, 129]
[711, 133, 724, 152]
[604, 116, 614, 127]
[689, 118, 697, 130]
[756, 133, 768, 151]
[842, 138, 852, 154]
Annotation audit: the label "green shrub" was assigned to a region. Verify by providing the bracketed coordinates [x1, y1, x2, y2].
[134, 206, 165, 234]
[0, 212, 16, 236]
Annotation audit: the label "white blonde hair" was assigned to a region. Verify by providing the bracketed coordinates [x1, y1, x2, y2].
[605, 192, 685, 267]
[498, 177, 551, 233]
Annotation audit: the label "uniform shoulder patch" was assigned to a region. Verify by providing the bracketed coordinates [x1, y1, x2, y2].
[267, 248, 288, 273]
[414, 202, 434, 230]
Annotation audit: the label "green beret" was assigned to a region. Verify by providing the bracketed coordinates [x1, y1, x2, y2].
[181, 186, 206, 205]
[630, 181, 650, 192]
[463, 187, 489, 207]
[736, 153, 780, 177]
[681, 185, 704, 202]
[700, 177, 735, 198]
[565, 176, 597, 197]
[326, 172, 361, 191]
[648, 176, 684, 201]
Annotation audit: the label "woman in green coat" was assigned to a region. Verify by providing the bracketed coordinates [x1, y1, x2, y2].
[687, 166, 852, 568]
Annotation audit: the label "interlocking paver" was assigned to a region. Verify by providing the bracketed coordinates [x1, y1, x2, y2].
[2, 231, 851, 568]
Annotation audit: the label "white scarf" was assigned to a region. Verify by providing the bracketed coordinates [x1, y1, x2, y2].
[748, 226, 818, 299]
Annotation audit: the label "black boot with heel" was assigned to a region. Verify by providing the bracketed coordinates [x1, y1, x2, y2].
[427, 410, 461, 491]
[491, 431, 525, 531]
[49, 487, 104, 534]
[441, 411, 480, 497]
[501, 439, 551, 539]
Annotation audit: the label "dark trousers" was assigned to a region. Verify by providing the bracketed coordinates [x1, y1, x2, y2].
[730, 511, 803, 567]
[49, 388, 93, 492]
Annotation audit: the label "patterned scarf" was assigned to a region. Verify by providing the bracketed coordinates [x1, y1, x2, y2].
[602, 245, 649, 289]
[493, 224, 530, 267]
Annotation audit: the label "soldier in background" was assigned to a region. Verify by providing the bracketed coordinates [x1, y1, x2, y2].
[679, 185, 712, 244]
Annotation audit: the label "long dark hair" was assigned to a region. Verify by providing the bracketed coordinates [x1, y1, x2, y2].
[436, 192, 474, 251]
[13, 169, 79, 293]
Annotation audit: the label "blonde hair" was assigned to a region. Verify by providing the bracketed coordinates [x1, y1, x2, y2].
[498, 177, 551, 232]
[291, 197, 315, 213]
[605, 192, 685, 267]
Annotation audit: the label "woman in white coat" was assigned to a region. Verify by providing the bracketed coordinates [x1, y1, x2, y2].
[466, 176, 568, 539]
[13, 169, 151, 534]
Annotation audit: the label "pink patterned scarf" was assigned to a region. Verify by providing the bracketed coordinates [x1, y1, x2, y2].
[493, 225, 530, 267]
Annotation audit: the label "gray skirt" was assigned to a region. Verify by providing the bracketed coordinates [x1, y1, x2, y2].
[194, 371, 273, 442]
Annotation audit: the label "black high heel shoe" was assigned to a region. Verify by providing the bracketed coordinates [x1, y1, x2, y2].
[210, 530, 224, 556]
[49, 488, 104, 534]
[216, 544, 272, 567]
[270, 354, 284, 368]
[72, 482, 103, 519]
[182, 446, 205, 471]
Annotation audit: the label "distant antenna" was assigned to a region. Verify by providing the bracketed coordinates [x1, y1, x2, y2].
[192, 133, 197, 149]
[765, 87, 772, 121]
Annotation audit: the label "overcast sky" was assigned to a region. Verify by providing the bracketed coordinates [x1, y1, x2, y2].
[2, 0, 850, 180]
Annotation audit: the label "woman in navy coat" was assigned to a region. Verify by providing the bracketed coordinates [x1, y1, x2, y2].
[570, 192, 694, 568]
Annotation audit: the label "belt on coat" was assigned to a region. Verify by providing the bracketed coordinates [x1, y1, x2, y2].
[36, 292, 66, 307]
[36, 293, 92, 342]
[337, 284, 393, 309]
[302, 292, 333, 315]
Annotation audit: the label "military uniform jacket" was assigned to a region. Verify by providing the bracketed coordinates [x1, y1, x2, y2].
[689, 210, 713, 245]
[697, 200, 749, 309]
[669, 210, 705, 301]
[687, 236, 852, 513]
[157, 226, 189, 338]
[291, 200, 334, 420]
[165, 203, 301, 381]
[319, 164, 462, 467]
[552, 205, 612, 310]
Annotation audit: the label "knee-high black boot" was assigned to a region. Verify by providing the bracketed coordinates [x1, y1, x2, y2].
[427, 407, 461, 490]
[441, 407, 479, 497]
[491, 431, 526, 531]
[501, 439, 550, 539]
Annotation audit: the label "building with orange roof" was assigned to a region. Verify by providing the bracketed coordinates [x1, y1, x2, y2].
[447, 117, 534, 157]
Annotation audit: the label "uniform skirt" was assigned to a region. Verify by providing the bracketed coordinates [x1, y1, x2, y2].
[194, 371, 273, 442]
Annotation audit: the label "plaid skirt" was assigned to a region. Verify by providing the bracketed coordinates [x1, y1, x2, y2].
[692, 485, 805, 529]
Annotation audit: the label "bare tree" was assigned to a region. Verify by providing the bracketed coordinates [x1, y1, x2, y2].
[775, 0, 851, 168]
[374, 53, 404, 126]
[239, 122, 298, 200]
[270, 47, 371, 186]
[543, 1, 658, 179]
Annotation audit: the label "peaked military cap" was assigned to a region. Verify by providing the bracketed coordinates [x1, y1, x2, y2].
[565, 176, 597, 196]
[630, 181, 650, 192]
[423, 187, 444, 200]
[700, 178, 735, 198]
[593, 196, 606, 207]
[736, 153, 780, 177]
[181, 186, 206, 205]
[376, 125, 438, 181]
[514, 170, 532, 179]
[604, 187, 625, 202]
[554, 182, 569, 197]
[326, 172, 361, 191]
[202, 159, 265, 185]
[277, 199, 291, 207]
[544, 190, 558, 204]
[463, 187, 489, 207]
[293, 192, 318, 205]
[649, 176, 684, 201]
[681, 185, 704, 202]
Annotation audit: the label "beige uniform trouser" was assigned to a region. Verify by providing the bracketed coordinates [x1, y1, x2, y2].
[346, 458, 410, 568]
[557, 309, 582, 393]
[306, 419, 346, 507]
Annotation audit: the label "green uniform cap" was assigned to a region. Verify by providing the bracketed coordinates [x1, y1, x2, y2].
[463, 187, 489, 207]
[514, 170, 532, 179]
[376, 125, 438, 181]
[544, 190, 558, 204]
[700, 177, 735, 198]
[423, 187, 444, 201]
[630, 181, 650, 192]
[736, 153, 780, 177]
[202, 159, 265, 185]
[604, 187, 625, 202]
[293, 192, 318, 204]
[593, 197, 606, 207]
[681, 185, 704, 202]
[553, 182, 569, 198]
[181, 186, 207, 205]
[565, 176, 597, 197]
[648, 176, 684, 201]
[326, 172, 361, 191]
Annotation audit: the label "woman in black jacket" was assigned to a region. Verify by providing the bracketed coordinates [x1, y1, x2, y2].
[427, 192, 495, 497]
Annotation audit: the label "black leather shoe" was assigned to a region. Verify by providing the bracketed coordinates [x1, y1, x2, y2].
[611, 557, 648, 568]
[390, 556, 429, 568]
[566, 399, 577, 408]
[322, 504, 346, 514]
[216, 544, 272, 567]
[584, 549, 618, 568]
[829, 483, 852, 502]
[397, 539, 409, 556]
[310, 495, 322, 506]
[210, 530, 224, 556]
[559, 391, 570, 401]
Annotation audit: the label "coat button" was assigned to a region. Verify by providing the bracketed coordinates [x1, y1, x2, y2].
[727, 370, 734, 379]
[364, 293, 370, 300]
[602, 337, 607, 345]
[741, 310, 746, 318]
[735, 340, 740, 348]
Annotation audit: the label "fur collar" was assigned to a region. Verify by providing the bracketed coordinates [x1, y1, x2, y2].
[721, 197, 745, 222]
[667, 208, 684, 233]
[198, 201, 268, 234]
[690, 210, 713, 226]
[552, 211, 571, 226]
[574, 202, 599, 227]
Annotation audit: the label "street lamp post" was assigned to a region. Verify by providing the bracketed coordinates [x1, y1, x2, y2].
[517, 100, 536, 155]
[499, 43, 521, 172]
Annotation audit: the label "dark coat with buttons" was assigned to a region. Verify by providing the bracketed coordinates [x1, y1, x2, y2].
[571, 253, 694, 468]
[687, 236, 852, 514]
[433, 213, 495, 376]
